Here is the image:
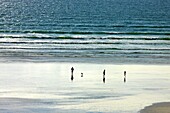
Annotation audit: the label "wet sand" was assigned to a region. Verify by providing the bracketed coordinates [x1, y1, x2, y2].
[0, 62, 170, 113]
[140, 102, 170, 113]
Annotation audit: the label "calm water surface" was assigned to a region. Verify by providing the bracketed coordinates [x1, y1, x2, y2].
[0, 63, 170, 113]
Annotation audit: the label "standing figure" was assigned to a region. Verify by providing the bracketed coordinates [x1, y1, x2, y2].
[71, 67, 74, 81]
[81, 73, 83, 77]
[124, 71, 126, 76]
[103, 69, 105, 83]
[124, 71, 126, 83]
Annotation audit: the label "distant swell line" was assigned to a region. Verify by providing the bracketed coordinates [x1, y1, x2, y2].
[0, 42, 169, 45]
[0, 30, 170, 35]
[1, 23, 170, 29]
[0, 36, 170, 41]
[0, 47, 170, 51]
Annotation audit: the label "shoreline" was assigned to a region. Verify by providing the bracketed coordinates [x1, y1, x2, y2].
[0, 56, 170, 65]
[140, 102, 170, 113]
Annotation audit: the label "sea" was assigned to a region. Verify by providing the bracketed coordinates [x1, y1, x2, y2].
[0, 0, 170, 64]
[0, 1, 170, 113]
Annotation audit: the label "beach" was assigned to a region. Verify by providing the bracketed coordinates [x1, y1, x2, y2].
[140, 102, 170, 113]
[0, 0, 170, 112]
[0, 62, 170, 113]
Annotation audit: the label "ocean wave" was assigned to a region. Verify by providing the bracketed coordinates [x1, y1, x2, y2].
[0, 51, 170, 58]
[0, 35, 170, 41]
[0, 41, 169, 46]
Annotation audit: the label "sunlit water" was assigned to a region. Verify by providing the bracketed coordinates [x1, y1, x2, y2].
[0, 0, 170, 64]
[0, 63, 170, 113]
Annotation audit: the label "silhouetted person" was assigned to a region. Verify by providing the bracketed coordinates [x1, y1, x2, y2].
[71, 67, 74, 81]
[103, 69, 105, 76]
[124, 71, 126, 76]
[124, 71, 126, 83]
[81, 73, 83, 77]
[71, 67, 74, 75]
[103, 69, 105, 83]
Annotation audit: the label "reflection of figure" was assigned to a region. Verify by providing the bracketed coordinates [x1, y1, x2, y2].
[124, 71, 126, 83]
[71, 75, 74, 81]
[124, 77, 126, 83]
[103, 69, 105, 83]
[81, 73, 83, 77]
[71, 67, 74, 81]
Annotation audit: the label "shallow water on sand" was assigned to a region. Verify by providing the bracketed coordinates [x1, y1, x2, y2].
[0, 63, 170, 113]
